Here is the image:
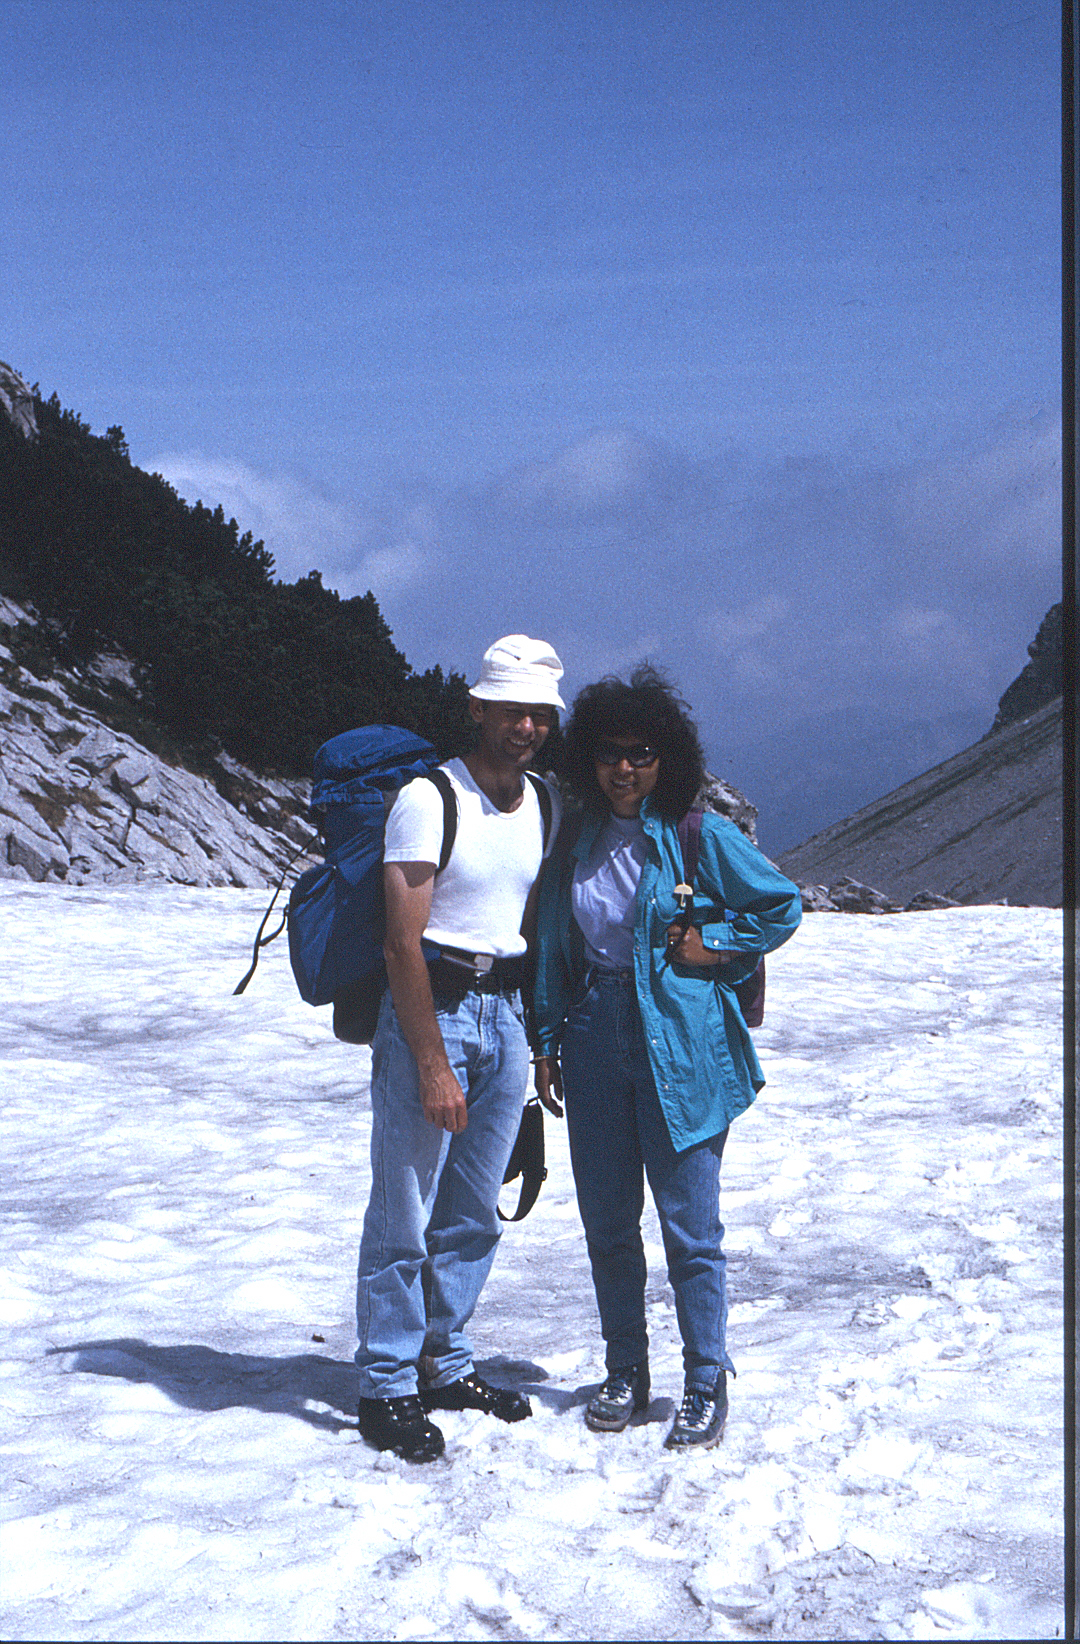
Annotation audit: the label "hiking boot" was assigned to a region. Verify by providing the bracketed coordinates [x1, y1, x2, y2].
[357, 1395, 445, 1462]
[664, 1373, 728, 1450]
[419, 1371, 531, 1424]
[584, 1362, 651, 1432]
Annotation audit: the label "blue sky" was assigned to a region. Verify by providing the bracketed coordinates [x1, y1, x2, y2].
[3, 0, 1060, 849]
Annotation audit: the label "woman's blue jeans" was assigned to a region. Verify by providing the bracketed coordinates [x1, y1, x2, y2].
[355, 986, 530, 1399]
[560, 968, 733, 1390]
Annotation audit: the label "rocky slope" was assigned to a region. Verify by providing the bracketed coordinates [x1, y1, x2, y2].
[0, 597, 313, 887]
[778, 697, 1062, 908]
[991, 602, 1063, 732]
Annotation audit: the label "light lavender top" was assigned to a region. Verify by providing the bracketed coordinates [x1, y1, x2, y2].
[570, 812, 648, 970]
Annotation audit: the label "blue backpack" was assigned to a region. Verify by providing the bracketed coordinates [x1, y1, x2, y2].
[295, 725, 459, 1043]
[235, 724, 552, 1047]
[233, 727, 448, 1035]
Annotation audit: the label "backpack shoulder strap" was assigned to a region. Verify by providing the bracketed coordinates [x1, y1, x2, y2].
[423, 767, 458, 873]
[232, 833, 320, 995]
[676, 806, 703, 889]
[524, 770, 554, 853]
[420, 768, 549, 874]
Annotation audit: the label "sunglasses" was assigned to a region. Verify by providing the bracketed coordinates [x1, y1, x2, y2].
[595, 742, 659, 768]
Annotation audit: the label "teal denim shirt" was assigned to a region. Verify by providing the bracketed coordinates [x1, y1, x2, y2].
[532, 800, 802, 1151]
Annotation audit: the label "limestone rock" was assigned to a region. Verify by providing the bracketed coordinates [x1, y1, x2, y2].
[827, 877, 902, 915]
[7, 830, 52, 881]
[110, 754, 161, 811]
[795, 879, 909, 914]
[991, 604, 1062, 733]
[796, 884, 837, 912]
[698, 773, 758, 844]
[68, 726, 125, 778]
[0, 362, 38, 440]
[0, 598, 313, 889]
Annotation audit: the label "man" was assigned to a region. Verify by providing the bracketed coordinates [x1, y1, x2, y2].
[355, 634, 565, 1462]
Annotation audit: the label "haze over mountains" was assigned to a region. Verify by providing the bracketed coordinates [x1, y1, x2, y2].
[0, 362, 1063, 905]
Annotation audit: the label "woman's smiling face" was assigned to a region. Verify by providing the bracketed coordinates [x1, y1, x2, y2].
[594, 732, 660, 818]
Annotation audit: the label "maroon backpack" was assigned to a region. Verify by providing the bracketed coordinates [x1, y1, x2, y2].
[676, 809, 766, 1028]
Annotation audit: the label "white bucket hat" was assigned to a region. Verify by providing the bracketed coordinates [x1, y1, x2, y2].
[469, 634, 567, 711]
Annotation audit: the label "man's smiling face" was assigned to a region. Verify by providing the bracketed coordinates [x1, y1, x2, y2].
[470, 698, 555, 771]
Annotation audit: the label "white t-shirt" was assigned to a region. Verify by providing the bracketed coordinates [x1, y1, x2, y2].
[383, 759, 561, 958]
[571, 813, 648, 970]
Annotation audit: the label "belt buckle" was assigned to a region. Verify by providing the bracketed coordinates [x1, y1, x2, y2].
[472, 954, 494, 976]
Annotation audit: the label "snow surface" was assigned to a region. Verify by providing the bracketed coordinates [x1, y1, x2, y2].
[0, 887, 1064, 1642]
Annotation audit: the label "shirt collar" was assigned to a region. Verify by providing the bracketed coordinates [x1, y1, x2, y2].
[573, 798, 663, 859]
[640, 795, 664, 835]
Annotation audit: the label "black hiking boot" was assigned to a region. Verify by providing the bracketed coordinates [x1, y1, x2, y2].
[357, 1395, 445, 1462]
[664, 1373, 728, 1450]
[419, 1371, 531, 1423]
[584, 1362, 651, 1432]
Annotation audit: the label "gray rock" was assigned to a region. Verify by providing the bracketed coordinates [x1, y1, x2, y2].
[87, 652, 138, 694]
[0, 597, 309, 889]
[828, 876, 902, 915]
[7, 829, 67, 882]
[904, 890, 962, 911]
[66, 726, 124, 777]
[0, 362, 39, 440]
[0, 784, 66, 846]
[698, 773, 758, 844]
[796, 884, 838, 912]
[110, 755, 161, 810]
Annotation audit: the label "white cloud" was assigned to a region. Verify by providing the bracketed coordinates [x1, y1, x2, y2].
[879, 605, 994, 700]
[711, 598, 790, 655]
[148, 452, 381, 587]
[146, 453, 440, 603]
[706, 598, 792, 689]
[356, 541, 430, 599]
[501, 430, 664, 514]
[886, 415, 1061, 580]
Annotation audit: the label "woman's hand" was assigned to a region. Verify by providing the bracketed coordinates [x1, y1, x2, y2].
[665, 923, 730, 967]
[533, 1055, 564, 1118]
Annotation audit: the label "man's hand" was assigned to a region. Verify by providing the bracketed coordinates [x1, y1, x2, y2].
[533, 1055, 564, 1118]
[420, 1063, 469, 1133]
[665, 923, 730, 967]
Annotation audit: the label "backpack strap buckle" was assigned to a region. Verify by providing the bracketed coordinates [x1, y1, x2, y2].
[435, 945, 494, 975]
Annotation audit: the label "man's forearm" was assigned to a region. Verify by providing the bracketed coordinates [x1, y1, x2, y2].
[384, 940, 450, 1073]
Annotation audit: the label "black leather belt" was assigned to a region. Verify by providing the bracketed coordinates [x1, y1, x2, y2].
[427, 948, 527, 995]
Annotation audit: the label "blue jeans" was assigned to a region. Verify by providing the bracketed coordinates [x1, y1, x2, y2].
[355, 985, 531, 1399]
[560, 968, 733, 1390]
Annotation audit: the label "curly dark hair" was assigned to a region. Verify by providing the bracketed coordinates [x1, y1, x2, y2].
[563, 664, 706, 821]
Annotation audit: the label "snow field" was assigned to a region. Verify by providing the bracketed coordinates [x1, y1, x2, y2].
[0, 887, 1064, 1641]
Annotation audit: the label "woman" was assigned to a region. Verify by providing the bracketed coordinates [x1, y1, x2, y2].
[532, 667, 801, 1449]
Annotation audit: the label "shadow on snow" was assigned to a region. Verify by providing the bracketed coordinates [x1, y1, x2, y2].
[44, 1340, 644, 1430]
